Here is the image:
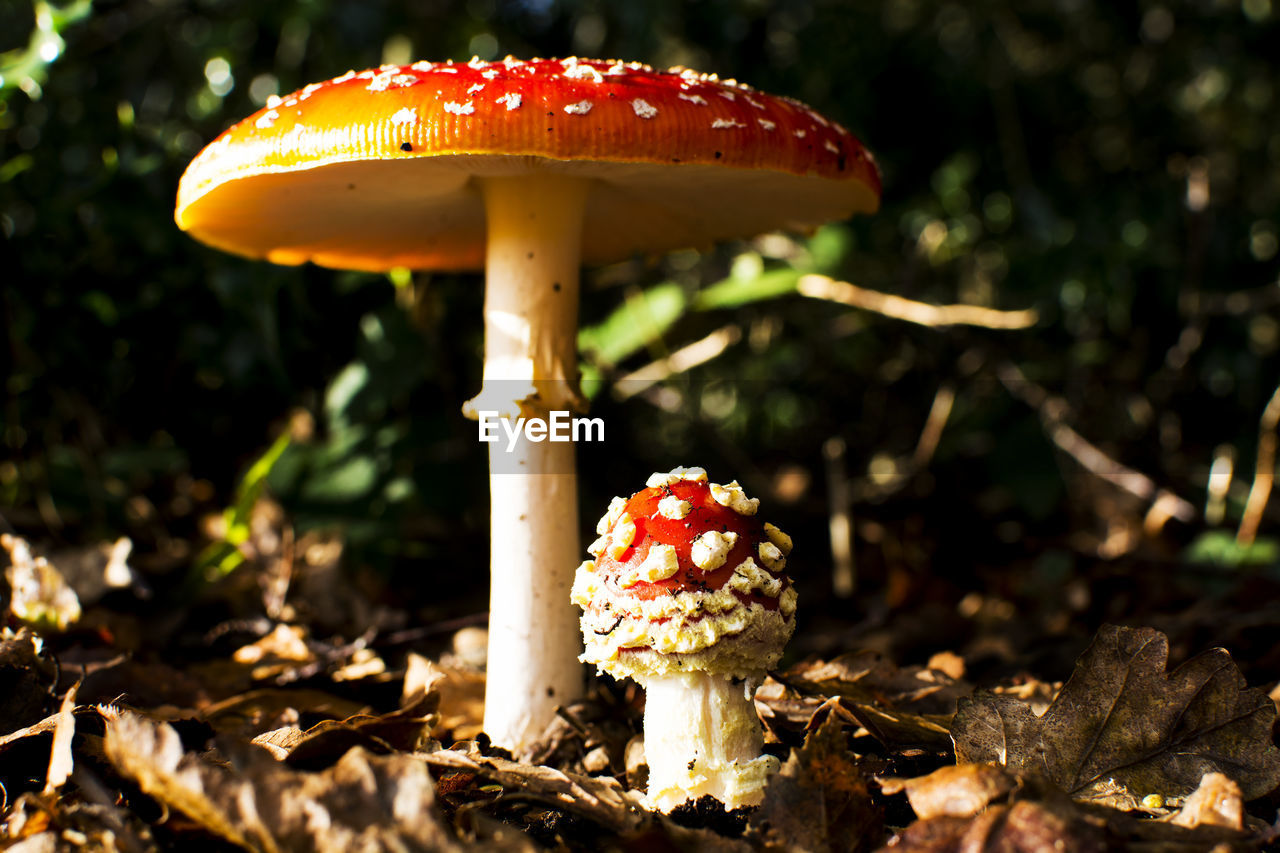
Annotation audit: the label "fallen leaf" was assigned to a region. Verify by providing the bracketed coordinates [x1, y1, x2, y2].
[749, 713, 883, 852]
[781, 650, 972, 717]
[879, 799, 1109, 853]
[879, 764, 1017, 820]
[43, 685, 77, 793]
[0, 628, 58, 733]
[879, 767, 1260, 853]
[1168, 772, 1243, 830]
[3, 534, 81, 631]
[404, 653, 485, 742]
[422, 745, 650, 837]
[951, 625, 1280, 810]
[103, 709, 468, 852]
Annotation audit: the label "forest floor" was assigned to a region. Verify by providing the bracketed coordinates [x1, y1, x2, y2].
[2, 500, 1279, 852]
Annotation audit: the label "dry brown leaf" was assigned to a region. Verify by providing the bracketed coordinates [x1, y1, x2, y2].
[749, 713, 883, 852]
[879, 768, 1259, 853]
[879, 764, 1017, 820]
[2, 534, 81, 631]
[951, 625, 1280, 810]
[1168, 772, 1243, 830]
[0, 629, 57, 734]
[103, 709, 470, 852]
[43, 685, 77, 794]
[880, 799, 1110, 853]
[781, 650, 972, 717]
[404, 653, 485, 742]
[423, 745, 649, 836]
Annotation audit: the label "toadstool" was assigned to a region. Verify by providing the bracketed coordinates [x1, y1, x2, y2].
[175, 57, 877, 755]
[572, 466, 796, 812]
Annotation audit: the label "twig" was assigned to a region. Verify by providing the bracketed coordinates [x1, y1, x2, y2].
[997, 362, 1195, 532]
[912, 384, 956, 470]
[823, 437, 855, 598]
[797, 274, 1038, 330]
[1237, 382, 1280, 546]
[612, 325, 742, 400]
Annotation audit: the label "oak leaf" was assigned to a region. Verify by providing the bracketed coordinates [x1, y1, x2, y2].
[951, 625, 1280, 809]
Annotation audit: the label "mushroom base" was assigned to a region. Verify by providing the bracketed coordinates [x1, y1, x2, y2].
[640, 670, 778, 813]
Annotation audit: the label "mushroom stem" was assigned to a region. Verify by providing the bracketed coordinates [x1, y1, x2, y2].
[641, 670, 779, 813]
[472, 173, 590, 755]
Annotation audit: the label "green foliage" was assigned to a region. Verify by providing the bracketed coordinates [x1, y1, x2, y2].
[194, 430, 291, 583]
[1183, 530, 1280, 568]
[3, 0, 1280, 593]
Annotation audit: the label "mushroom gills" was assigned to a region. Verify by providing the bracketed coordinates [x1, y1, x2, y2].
[640, 669, 778, 812]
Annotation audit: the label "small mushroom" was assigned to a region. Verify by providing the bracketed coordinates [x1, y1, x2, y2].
[175, 57, 876, 755]
[572, 466, 796, 812]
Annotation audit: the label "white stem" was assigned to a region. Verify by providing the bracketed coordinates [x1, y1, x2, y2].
[642, 671, 779, 812]
[474, 174, 589, 756]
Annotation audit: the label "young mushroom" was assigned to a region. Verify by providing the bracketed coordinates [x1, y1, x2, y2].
[175, 57, 877, 756]
[572, 466, 796, 812]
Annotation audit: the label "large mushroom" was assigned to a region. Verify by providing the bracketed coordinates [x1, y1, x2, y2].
[175, 56, 879, 755]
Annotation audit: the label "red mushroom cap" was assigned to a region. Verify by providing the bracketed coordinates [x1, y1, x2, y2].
[175, 57, 880, 272]
[573, 467, 795, 681]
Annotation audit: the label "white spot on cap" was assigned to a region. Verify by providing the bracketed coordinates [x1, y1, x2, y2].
[712, 118, 746, 129]
[444, 101, 476, 115]
[390, 107, 417, 124]
[410, 61, 435, 72]
[691, 530, 738, 571]
[824, 140, 840, 154]
[563, 62, 604, 83]
[620, 543, 681, 587]
[794, 129, 807, 138]
[606, 62, 627, 76]
[332, 70, 357, 84]
[632, 98, 658, 118]
[657, 495, 692, 520]
[758, 541, 786, 571]
[678, 93, 708, 105]
[758, 118, 777, 131]
[368, 71, 418, 91]
[255, 110, 279, 129]
[495, 92, 522, 111]
[608, 514, 637, 559]
[466, 83, 486, 95]
[482, 68, 499, 80]
[646, 467, 707, 488]
[710, 480, 759, 516]
[266, 94, 283, 108]
[764, 523, 793, 555]
[564, 99, 594, 115]
[437, 66, 458, 74]
[745, 96, 765, 110]
[718, 91, 736, 101]
[729, 557, 784, 597]
[596, 496, 627, 535]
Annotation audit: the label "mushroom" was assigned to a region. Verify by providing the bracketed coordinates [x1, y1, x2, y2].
[572, 466, 796, 812]
[174, 57, 878, 755]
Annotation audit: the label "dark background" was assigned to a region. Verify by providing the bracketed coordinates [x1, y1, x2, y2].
[3, 0, 1279, 675]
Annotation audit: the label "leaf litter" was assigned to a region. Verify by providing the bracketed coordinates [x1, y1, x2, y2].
[2, 521, 1280, 851]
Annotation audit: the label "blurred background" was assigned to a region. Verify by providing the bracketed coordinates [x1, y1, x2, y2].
[3, 0, 1280, 679]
